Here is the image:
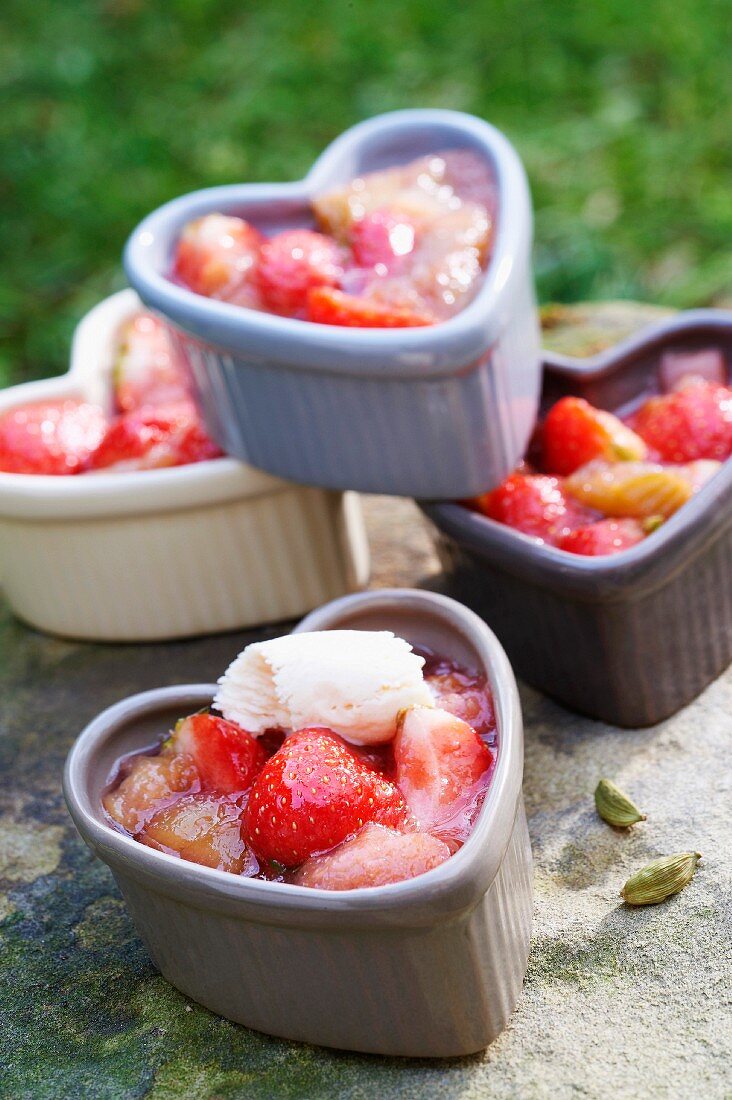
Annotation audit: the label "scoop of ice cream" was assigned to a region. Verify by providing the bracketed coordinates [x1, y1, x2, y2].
[213, 630, 434, 745]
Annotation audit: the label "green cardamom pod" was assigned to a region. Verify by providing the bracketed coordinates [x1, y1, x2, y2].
[621, 852, 702, 906]
[595, 778, 646, 827]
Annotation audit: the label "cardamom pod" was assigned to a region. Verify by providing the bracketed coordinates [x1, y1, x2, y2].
[595, 778, 646, 827]
[621, 851, 702, 906]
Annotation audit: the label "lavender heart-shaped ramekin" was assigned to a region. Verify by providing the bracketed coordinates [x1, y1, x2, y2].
[423, 310, 732, 727]
[63, 589, 532, 1057]
[124, 109, 540, 499]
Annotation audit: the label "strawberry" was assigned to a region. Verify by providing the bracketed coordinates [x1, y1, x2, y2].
[558, 518, 646, 556]
[114, 312, 190, 413]
[470, 471, 594, 544]
[173, 214, 264, 306]
[565, 460, 693, 518]
[350, 209, 416, 269]
[256, 229, 343, 316]
[394, 706, 494, 839]
[242, 728, 409, 867]
[290, 823, 450, 890]
[85, 401, 221, 471]
[0, 399, 107, 475]
[166, 712, 266, 794]
[630, 379, 732, 463]
[542, 396, 647, 476]
[306, 287, 434, 328]
[139, 793, 258, 875]
[103, 752, 200, 834]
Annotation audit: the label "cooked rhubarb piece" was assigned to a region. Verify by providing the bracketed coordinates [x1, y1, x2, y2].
[565, 460, 694, 519]
[103, 752, 200, 834]
[242, 728, 409, 867]
[394, 706, 493, 840]
[630, 377, 732, 463]
[542, 396, 647, 476]
[173, 214, 264, 306]
[139, 793, 258, 875]
[425, 667, 495, 738]
[166, 713, 266, 794]
[0, 399, 107, 475]
[289, 824, 450, 890]
[85, 401, 221, 471]
[114, 312, 189, 413]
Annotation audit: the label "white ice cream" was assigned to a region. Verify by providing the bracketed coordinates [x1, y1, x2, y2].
[213, 630, 434, 745]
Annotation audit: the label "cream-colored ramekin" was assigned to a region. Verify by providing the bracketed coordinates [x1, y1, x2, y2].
[0, 291, 369, 640]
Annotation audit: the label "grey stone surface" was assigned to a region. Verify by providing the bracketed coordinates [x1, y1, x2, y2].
[0, 494, 730, 1100]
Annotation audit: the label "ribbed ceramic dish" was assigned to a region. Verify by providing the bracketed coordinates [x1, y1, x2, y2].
[423, 311, 732, 727]
[63, 589, 532, 1057]
[124, 109, 541, 499]
[0, 290, 369, 641]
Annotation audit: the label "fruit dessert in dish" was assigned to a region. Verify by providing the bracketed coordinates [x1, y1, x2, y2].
[171, 151, 497, 328]
[0, 311, 221, 474]
[102, 630, 497, 890]
[463, 349, 731, 556]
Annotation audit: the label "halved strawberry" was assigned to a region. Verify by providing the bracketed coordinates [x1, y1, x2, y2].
[0, 399, 107, 475]
[290, 823, 450, 890]
[394, 706, 494, 839]
[173, 214, 264, 306]
[242, 728, 409, 867]
[542, 396, 647, 476]
[85, 401, 221, 472]
[166, 712, 266, 794]
[565, 460, 693, 518]
[114, 312, 189, 414]
[630, 378, 732, 463]
[350, 209, 416, 269]
[103, 752, 200, 834]
[307, 286, 434, 328]
[256, 229, 344, 316]
[558, 518, 646, 556]
[469, 471, 594, 544]
[139, 792, 258, 875]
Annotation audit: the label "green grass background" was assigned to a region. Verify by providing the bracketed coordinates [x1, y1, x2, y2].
[2, 0, 731, 385]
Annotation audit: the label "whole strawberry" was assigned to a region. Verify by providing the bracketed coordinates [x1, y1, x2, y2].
[542, 396, 647, 476]
[471, 471, 594, 544]
[256, 230, 344, 316]
[243, 728, 408, 867]
[630, 378, 732, 463]
[558, 518, 646, 557]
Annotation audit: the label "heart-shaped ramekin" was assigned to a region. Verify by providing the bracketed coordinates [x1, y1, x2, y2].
[0, 290, 369, 641]
[423, 310, 732, 727]
[63, 589, 532, 1057]
[124, 109, 541, 499]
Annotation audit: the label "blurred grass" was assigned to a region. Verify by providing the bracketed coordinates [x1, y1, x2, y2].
[1, 0, 731, 385]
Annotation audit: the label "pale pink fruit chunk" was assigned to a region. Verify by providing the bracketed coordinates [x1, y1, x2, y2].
[173, 214, 264, 308]
[114, 312, 190, 413]
[289, 823, 450, 890]
[139, 792, 258, 875]
[103, 753, 200, 834]
[426, 669, 495, 737]
[394, 706, 494, 839]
